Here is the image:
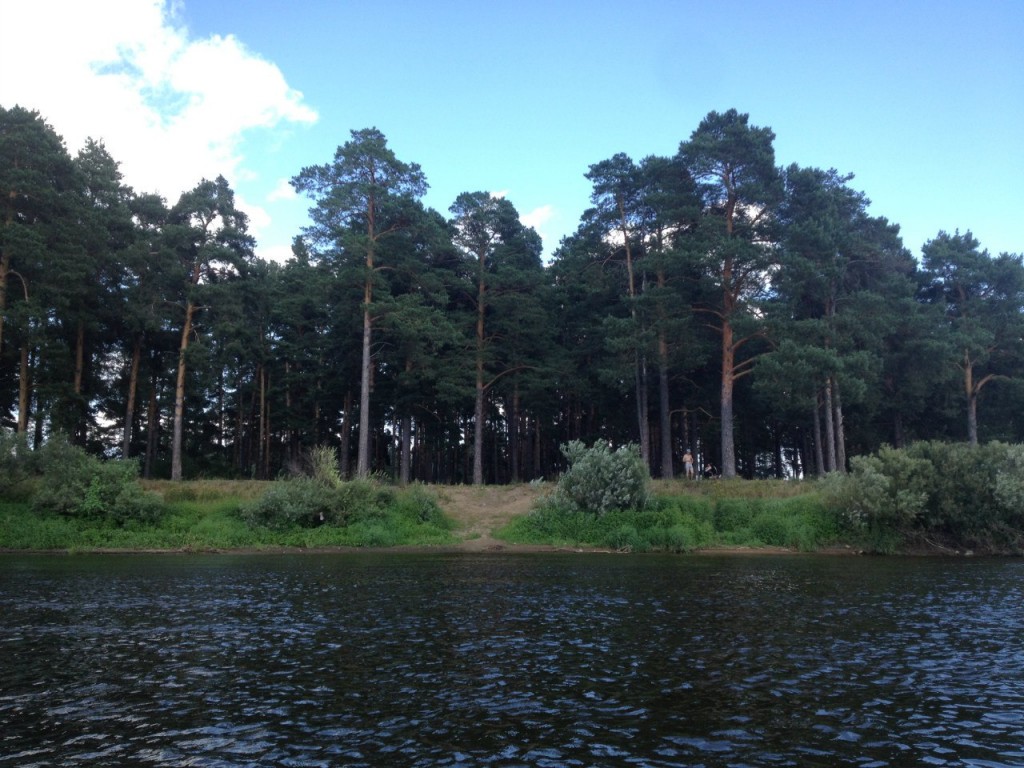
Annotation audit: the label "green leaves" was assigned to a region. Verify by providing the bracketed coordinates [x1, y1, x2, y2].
[822, 441, 1024, 552]
[552, 440, 650, 516]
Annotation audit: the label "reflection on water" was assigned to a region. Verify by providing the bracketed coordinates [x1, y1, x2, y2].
[2, 554, 1024, 766]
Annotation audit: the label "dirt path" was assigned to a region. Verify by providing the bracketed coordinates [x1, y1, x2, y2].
[432, 484, 549, 552]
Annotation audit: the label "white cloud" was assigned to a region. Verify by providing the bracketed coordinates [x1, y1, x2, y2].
[235, 193, 269, 238]
[520, 204, 557, 259]
[520, 204, 554, 233]
[0, 0, 317, 202]
[261, 243, 298, 264]
[268, 178, 298, 202]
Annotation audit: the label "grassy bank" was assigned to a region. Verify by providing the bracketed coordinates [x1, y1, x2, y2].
[0, 476, 838, 554]
[0, 479, 458, 552]
[500, 479, 839, 553]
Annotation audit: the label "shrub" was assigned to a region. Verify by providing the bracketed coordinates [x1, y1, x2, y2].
[821, 441, 1024, 552]
[309, 445, 343, 488]
[81, 460, 165, 526]
[239, 478, 342, 530]
[393, 484, 450, 528]
[0, 431, 34, 500]
[552, 440, 649, 517]
[660, 520, 716, 552]
[714, 498, 761, 531]
[238, 477, 451, 540]
[994, 444, 1024, 526]
[28, 438, 163, 525]
[337, 478, 394, 524]
[821, 446, 931, 534]
[499, 504, 593, 545]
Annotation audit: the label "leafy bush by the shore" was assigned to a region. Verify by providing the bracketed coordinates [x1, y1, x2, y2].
[551, 441, 649, 516]
[0, 435, 164, 525]
[0, 475, 456, 551]
[0, 432, 34, 500]
[821, 441, 1024, 553]
[238, 473, 453, 539]
[500, 486, 834, 553]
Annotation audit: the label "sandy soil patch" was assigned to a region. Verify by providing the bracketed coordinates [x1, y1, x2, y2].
[430, 483, 549, 551]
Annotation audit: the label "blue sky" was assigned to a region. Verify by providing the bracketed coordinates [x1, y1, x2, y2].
[3, 0, 1021, 262]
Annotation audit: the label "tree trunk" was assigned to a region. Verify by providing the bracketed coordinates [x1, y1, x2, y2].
[832, 375, 847, 472]
[70, 321, 87, 445]
[812, 395, 825, 477]
[356, 293, 373, 477]
[73, 321, 85, 395]
[615, 193, 651, 470]
[171, 300, 194, 481]
[510, 387, 521, 482]
[720, 320, 737, 478]
[0, 224, 9, 355]
[144, 372, 159, 479]
[400, 414, 412, 485]
[17, 341, 30, 434]
[657, 333, 673, 479]
[262, 369, 271, 480]
[340, 389, 353, 479]
[822, 379, 837, 473]
[123, 337, 142, 458]
[257, 364, 267, 479]
[635, 353, 650, 466]
[964, 354, 979, 446]
[473, 376, 485, 485]
[473, 249, 487, 485]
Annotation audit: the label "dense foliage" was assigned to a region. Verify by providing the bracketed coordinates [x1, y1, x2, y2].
[502, 479, 837, 553]
[3, 104, 1023, 484]
[550, 440, 650, 516]
[822, 442, 1024, 553]
[0, 440, 455, 550]
[0, 431, 162, 524]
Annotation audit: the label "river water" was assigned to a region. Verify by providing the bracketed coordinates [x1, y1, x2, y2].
[1, 553, 1023, 767]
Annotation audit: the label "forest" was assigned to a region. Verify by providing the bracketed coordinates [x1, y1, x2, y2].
[2, 104, 1023, 484]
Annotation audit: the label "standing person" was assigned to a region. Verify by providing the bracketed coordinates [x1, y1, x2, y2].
[683, 449, 695, 479]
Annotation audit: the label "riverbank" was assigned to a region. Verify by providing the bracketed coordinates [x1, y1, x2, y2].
[0, 479, 991, 556]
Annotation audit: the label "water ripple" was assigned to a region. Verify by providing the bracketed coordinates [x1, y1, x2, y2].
[2, 555, 1024, 766]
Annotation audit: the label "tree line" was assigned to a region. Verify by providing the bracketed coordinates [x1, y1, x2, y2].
[2, 104, 1022, 483]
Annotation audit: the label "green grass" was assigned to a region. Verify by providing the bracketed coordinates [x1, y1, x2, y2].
[0, 481, 458, 552]
[2, 478, 840, 554]
[498, 482, 841, 553]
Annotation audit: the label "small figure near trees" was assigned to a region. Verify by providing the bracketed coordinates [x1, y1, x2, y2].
[683, 449, 695, 479]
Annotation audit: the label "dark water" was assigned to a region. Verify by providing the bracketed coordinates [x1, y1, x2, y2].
[2, 554, 1023, 767]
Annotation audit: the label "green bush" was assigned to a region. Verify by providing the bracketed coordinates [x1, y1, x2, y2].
[821, 441, 1024, 552]
[552, 440, 649, 516]
[393, 484, 451, 528]
[30, 439, 95, 516]
[821, 446, 931, 534]
[25, 437, 163, 525]
[337, 479, 394, 523]
[994, 444, 1024, 525]
[239, 478, 342, 530]
[503, 483, 831, 553]
[714, 498, 761, 531]
[309, 445, 343, 488]
[81, 461, 164, 526]
[0, 431, 34, 500]
[238, 477, 452, 544]
[660, 520, 716, 552]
